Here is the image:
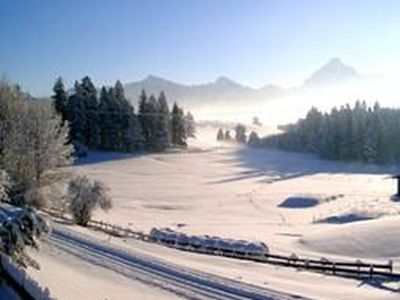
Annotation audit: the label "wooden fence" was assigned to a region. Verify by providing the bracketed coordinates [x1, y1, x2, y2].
[42, 208, 400, 280]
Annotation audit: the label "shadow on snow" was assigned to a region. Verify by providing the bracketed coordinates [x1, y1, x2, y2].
[207, 146, 400, 185]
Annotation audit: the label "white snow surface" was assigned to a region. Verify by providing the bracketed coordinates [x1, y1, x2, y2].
[30, 125, 400, 299]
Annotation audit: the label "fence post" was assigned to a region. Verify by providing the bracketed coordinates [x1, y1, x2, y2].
[389, 259, 393, 274]
[356, 259, 361, 277]
[369, 265, 373, 279]
[305, 259, 309, 269]
[332, 262, 336, 275]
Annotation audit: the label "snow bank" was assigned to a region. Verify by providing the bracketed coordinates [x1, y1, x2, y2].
[301, 216, 400, 258]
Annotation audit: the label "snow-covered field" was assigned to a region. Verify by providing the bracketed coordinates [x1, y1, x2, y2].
[29, 125, 400, 299]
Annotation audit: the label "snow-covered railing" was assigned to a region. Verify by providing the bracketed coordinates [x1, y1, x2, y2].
[0, 255, 53, 300]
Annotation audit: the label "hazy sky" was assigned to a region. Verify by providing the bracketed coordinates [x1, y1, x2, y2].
[1, 0, 400, 96]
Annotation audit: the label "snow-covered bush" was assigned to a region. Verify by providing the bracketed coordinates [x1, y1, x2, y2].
[1, 85, 73, 208]
[0, 205, 50, 268]
[67, 176, 112, 226]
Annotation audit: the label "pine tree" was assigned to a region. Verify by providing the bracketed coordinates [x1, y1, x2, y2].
[235, 124, 247, 143]
[224, 130, 231, 141]
[262, 101, 400, 165]
[146, 94, 159, 149]
[171, 102, 187, 147]
[99, 86, 115, 150]
[155, 91, 171, 150]
[67, 81, 87, 146]
[217, 128, 224, 141]
[363, 113, 380, 163]
[80, 76, 100, 149]
[113, 80, 141, 151]
[138, 89, 149, 146]
[248, 131, 260, 146]
[51, 77, 68, 123]
[184, 111, 196, 138]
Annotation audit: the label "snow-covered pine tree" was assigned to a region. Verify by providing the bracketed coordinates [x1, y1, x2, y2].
[0, 205, 50, 268]
[171, 102, 187, 147]
[51, 77, 68, 123]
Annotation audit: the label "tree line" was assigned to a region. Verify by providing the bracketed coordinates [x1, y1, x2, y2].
[52, 76, 195, 155]
[262, 101, 400, 164]
[217, 124, 260, 145]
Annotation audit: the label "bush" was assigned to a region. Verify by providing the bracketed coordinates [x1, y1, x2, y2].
[67, 176, 112, 226]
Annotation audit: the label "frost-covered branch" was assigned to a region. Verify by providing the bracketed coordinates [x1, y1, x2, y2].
[0, 205, 50, 269]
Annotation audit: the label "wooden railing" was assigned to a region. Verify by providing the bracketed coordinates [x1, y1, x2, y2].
[42, 208, 399, 280]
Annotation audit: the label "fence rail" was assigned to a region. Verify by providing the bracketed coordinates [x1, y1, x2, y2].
[42, 208, 399, 280]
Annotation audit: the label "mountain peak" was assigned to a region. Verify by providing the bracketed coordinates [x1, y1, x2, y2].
[214, 76, 245, 87]
[326, 57, 343, 66]
[215, 76, 233, 84]
[305, 58, 358, 87]
[143, 75, 165, 82]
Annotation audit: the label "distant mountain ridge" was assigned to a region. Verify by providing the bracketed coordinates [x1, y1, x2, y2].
[304, 58, 359, 87]
[123, 58, 362, 106]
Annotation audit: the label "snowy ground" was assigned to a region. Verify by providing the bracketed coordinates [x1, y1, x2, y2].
[29, 125, 400, 299]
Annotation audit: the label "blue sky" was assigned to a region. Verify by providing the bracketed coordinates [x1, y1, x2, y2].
[1, 0, 400, 96]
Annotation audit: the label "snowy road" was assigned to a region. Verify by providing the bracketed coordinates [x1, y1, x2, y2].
[48, 227, 307, 300]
